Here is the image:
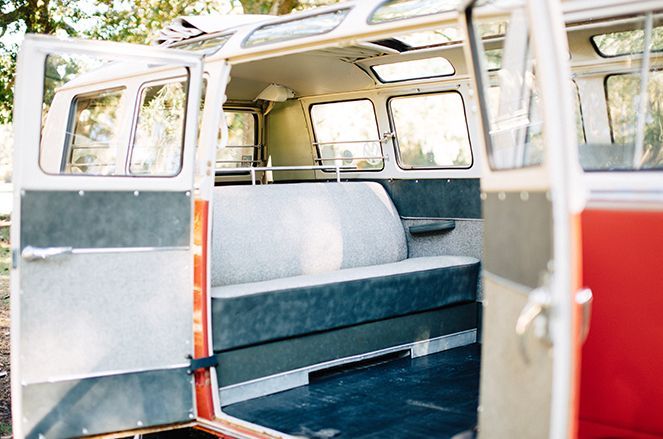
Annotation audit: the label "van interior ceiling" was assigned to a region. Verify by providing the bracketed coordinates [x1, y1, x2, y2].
[207, 26, 485, 438]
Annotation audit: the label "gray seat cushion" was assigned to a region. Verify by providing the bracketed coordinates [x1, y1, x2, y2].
[211, 182, 407, 286]
[212, 255, 480, 351]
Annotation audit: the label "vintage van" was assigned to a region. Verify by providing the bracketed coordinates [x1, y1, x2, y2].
[10, 0, 662, 437]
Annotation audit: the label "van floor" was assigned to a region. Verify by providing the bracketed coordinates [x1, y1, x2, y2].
[223, 343, 480, 439]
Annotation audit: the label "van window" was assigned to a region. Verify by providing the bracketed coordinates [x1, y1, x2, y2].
[130, 80, 187, 176]
[389, 92, 472, 169]
[172, 33, 233, 55]
[244, 9, 349, 48]
[606, 71, 663, 169]
[310, 100, 383, 171]
[65, 88, 124, 175]
[592, 24, 663, 57]
[372, 57, 455, 82]
[392, 28, 462, 49]
[485, 48, 503, 70]
[369, 0, 458, 24]
[217, 111, 259, 168]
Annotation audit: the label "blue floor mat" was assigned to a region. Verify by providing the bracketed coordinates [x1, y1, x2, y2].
[223, 343, 480, 438]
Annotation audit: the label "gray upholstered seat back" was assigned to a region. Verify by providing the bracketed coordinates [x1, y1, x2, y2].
[211, 182, 407, 286]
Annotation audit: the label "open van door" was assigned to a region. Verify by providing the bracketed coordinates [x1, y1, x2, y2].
[11, 35, 204, 438]
[462, 1, 586, 437]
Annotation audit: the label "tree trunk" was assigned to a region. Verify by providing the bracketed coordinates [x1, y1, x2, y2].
[269, 0, 300, 15]
[238, 0, 300, 15]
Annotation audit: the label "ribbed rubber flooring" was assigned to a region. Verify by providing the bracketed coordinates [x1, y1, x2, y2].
[224, 343, 480, 438]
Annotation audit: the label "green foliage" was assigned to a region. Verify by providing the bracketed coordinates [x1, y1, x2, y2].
[0, 0, 341, 123]
[87, 0, 229, 44]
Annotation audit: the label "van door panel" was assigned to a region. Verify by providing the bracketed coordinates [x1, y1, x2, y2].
[12, 35, 203, 438]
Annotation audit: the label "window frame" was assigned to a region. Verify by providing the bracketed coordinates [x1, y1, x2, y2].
[309, 98, 384, 173]
[217, 108, 261, 172]
[61, 86, 126, 175]
[602, 69, 663, 172]
[127, 75, 191, 177]
[590, 27, 663, 59]
[572, 80, 587, 145]
[387, 90, 474, 170]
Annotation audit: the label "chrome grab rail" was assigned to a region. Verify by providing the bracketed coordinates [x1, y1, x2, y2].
[313, 156, 388, 162]
[219, 144, 263, 149]
[21, 245, 189, 261]
[312, 131, 395, 146]
[216, 160, 263, 164]
[216, 164, 355, 184]
[314, 139, 383, 146]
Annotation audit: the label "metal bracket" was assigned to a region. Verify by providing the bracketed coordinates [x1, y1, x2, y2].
[187, 355, 218, 375]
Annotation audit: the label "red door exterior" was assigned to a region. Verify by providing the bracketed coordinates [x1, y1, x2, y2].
[578, 208, 663, 438]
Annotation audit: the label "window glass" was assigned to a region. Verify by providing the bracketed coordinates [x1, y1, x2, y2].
[488, 81, 577, 161]
[390, 93, 472, 169]
[606, 71, 663, 169]
[310, 100, 383, 170]
[217, 111, 258, 169]
[485, 48, 503, 70]
[369, 0, 458, 24]
[130, 80, 187, 176]
[472, 8, 545, 170]
[40, 53, 195, 177]
[579, 12, 663, 171]
[592, 24, 663, 57]
[64, 89, 124, 175]
[244, 9, 349, 48]
[392, 27, 462, 49]
[372, 58, 455, 82]
[172, 34, 233, 55]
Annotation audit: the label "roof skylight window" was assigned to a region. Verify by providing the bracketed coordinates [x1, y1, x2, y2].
[592, 25, 663, 57]
[372, 57, 455, 82]
[172, 34, 233, 55]
[369, 0, 459, 24]
[244, 9, 349, 48]
[396, 27, 461, 48]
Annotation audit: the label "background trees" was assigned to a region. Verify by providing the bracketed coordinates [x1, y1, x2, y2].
[0, 0, 340, 122]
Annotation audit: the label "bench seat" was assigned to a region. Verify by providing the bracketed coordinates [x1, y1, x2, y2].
[212, 255, 479, 351]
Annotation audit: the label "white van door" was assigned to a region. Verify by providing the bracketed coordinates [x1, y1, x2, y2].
[462, 0, 586, 437]
[11, 35, 204, 438]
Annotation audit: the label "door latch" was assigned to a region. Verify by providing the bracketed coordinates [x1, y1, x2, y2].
[515, 287, 552, 364]
[21, 246, 73, 261]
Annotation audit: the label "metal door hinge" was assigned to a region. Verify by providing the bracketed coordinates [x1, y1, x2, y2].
[187, 355, 218, 374]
